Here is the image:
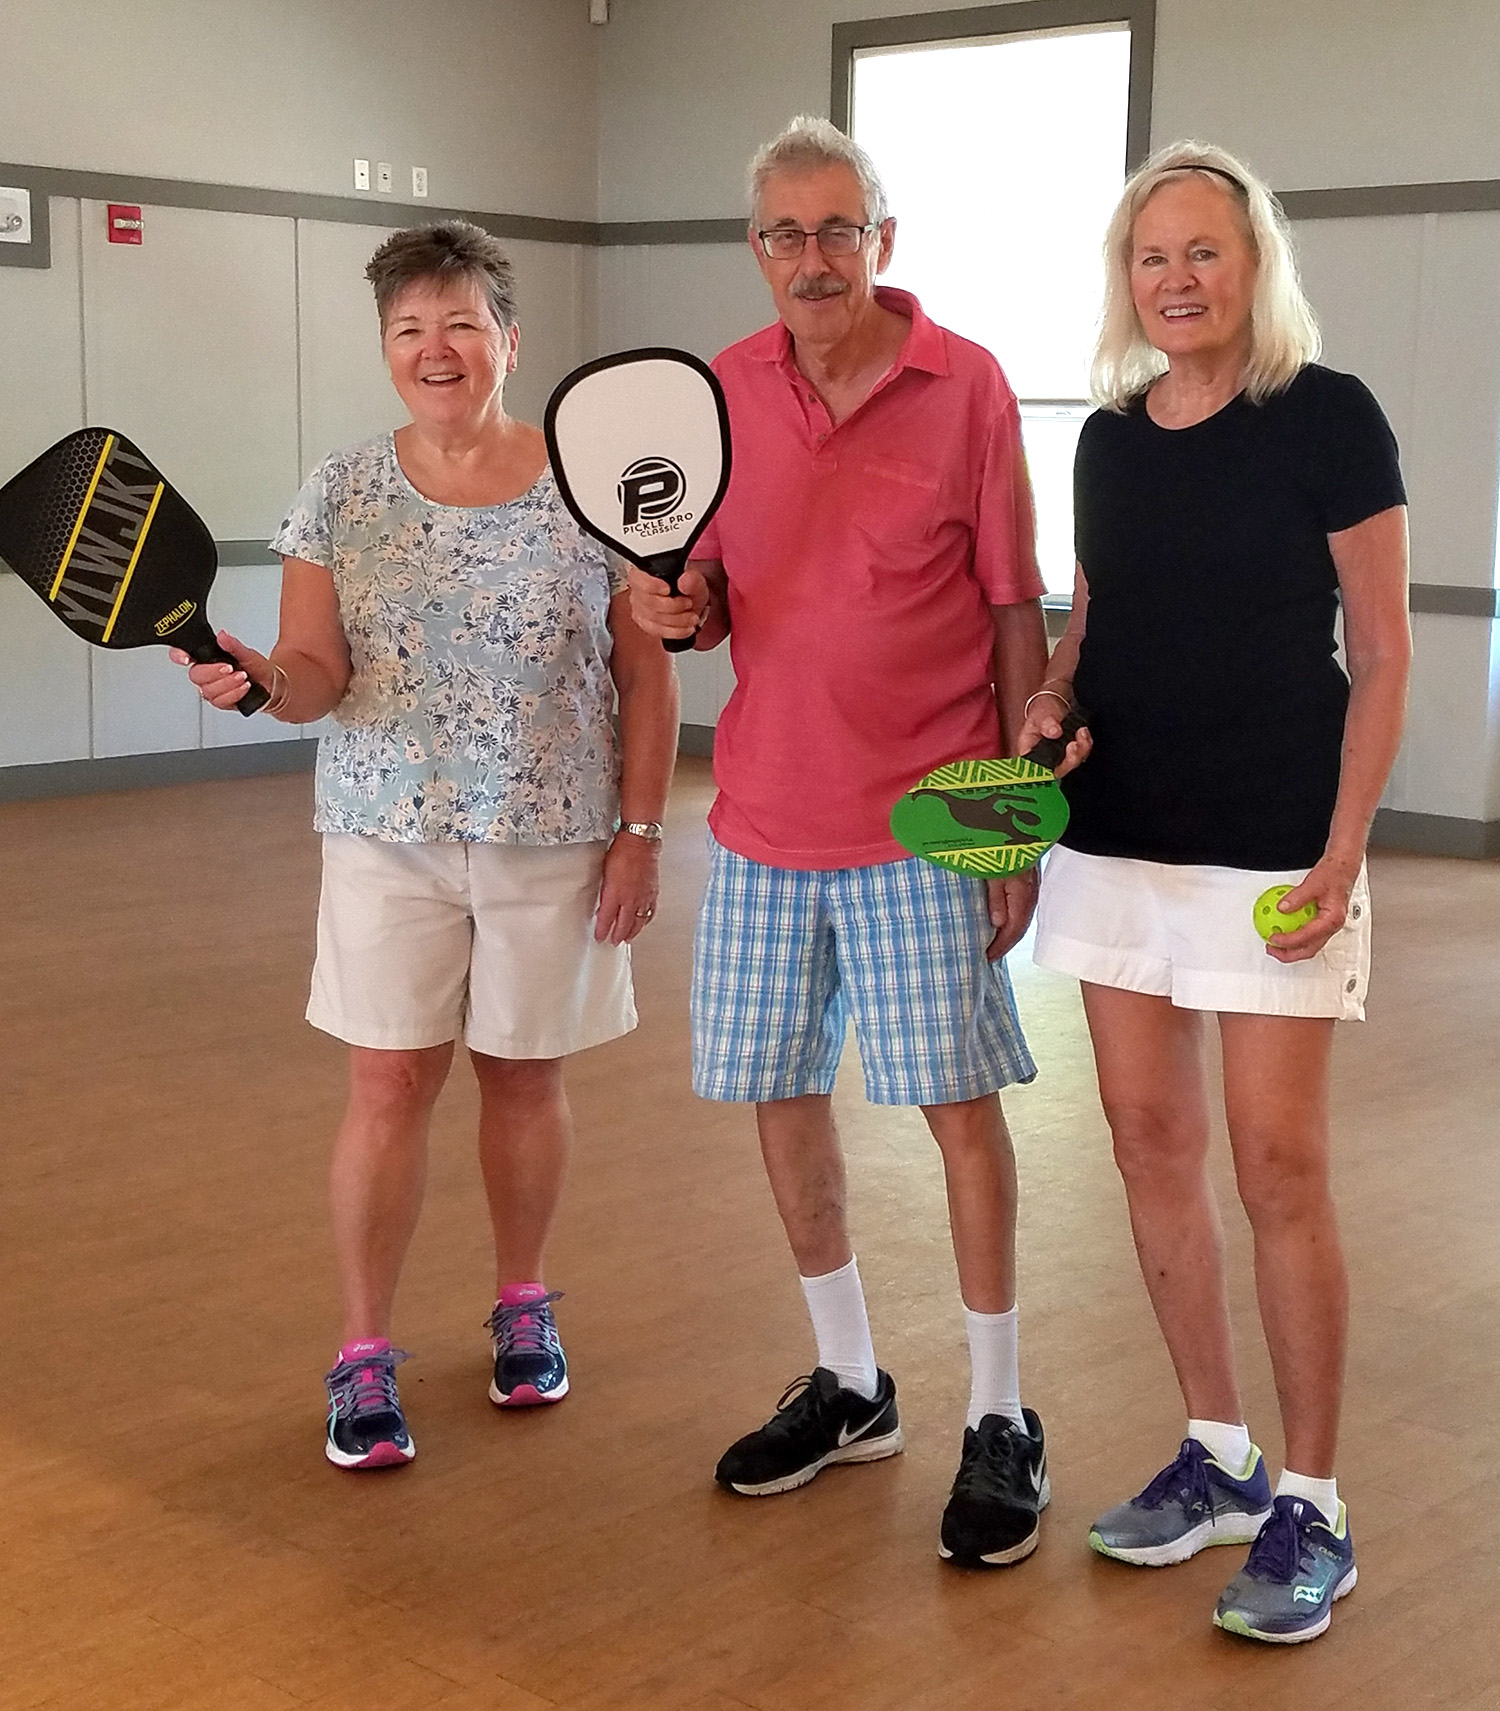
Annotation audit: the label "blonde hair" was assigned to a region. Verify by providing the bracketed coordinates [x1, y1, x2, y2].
[1090, 139, 1320, 412]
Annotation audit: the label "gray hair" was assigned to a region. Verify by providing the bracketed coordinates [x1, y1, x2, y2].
[365, 220, 518, 333]
[1091, 139, 1321, 412]
[747, 115, 889, 226]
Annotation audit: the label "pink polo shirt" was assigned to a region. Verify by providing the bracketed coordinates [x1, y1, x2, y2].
[695, 287, 1044, 870]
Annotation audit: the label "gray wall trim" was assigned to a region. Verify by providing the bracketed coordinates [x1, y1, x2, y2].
[0, 739, 317, 804]
[1409, 584, 1500, 619]
[1371, 807, 1500, 860]
[1041, 586, 1500, 622]
[678, 723, 715, 758]
[830, 0, 1156, 169]
[13, 154, 1500, 253]
[598, 218, 747, 246]
[0, 160, 598, 246]
[217, 540, 280, 566]
[0, 167, 51, 268]
[1281, 180, 1500, 221]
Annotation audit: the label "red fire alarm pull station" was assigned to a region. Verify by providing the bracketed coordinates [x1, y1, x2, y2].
[107, 204, 143, 244]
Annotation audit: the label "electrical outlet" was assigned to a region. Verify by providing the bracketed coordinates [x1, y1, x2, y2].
[376, 162, 393, 194]
[353, 158, 370, 191]
[412, 166, 429, 199]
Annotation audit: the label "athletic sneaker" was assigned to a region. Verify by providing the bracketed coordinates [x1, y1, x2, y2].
[1214, 1495, 1357, 1643]
[1088, 1437, 1273, 1567]
[715, 1367, 903, 1496]
[487, 1286, 568, 1406]
[323, 1339, 415, 1469]
[939, 1409, 1050, 1568]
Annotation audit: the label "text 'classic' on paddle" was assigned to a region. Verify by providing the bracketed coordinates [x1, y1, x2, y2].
[0, 427, 268, 715]
[543, 347, 732, 654]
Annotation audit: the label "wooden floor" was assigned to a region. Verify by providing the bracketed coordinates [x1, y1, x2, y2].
[3, 759, 1500, 1710]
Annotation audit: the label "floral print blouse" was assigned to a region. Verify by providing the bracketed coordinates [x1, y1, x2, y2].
[270, 435, 627, 844]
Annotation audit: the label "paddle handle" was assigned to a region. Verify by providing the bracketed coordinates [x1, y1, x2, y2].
[189, 640, 270, 717]
[1022, 701, 1089, 773]
[638, 552, 697, 655]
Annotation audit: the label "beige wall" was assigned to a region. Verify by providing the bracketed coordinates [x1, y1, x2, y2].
[2, 0, 600, 219]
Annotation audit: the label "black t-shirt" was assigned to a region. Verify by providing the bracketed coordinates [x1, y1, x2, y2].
[1064, 364, 1405, 869]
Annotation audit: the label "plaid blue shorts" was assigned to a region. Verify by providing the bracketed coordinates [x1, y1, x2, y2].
[691, 834, 1037, 1105]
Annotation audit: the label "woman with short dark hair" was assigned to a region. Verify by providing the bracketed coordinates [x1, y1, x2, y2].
[176, 220, 677, 1469]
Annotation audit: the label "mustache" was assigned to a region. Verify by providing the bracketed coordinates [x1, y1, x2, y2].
[789, 276, 850, 301]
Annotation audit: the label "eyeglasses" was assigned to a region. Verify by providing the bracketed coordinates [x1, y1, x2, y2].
[756, 223, 877, 260]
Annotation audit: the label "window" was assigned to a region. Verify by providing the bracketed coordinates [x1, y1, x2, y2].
[845, 16, 1140, 595]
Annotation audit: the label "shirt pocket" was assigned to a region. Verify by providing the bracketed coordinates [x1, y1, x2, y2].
[856, 456, 942, 546]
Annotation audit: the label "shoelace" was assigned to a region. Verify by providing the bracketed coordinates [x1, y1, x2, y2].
[325, 1347, 411, 1421]
[952, 1420, 1029, 1498]
[1137, 1437, 1214, 1515]
[486, 1290, 564, 1356]
[1243, 1498, 1312, 1583]
[760, 1373, 837, 1439]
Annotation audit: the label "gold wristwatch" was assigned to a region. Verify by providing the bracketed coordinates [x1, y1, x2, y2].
[621, 821, 664, 842]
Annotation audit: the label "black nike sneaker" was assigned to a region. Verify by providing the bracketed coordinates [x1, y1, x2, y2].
[714, 1367, 903, 1496]
[939, 1409, 1050, 1566]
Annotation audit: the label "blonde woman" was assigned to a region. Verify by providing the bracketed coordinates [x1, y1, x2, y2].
[1022, 142, 1409, 1642]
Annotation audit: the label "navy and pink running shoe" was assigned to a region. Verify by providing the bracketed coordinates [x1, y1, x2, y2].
[487, 1285, 568, 1407]
[323, 1339, 415, 1469]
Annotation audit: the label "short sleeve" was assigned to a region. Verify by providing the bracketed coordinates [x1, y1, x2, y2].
[973, 392, 1045, 604]
[603, 546, 630, 597]
[270, 462, 336, 567]
[1313, 371, 1406, 534]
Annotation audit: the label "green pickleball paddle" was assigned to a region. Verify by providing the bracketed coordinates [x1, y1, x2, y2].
[890, 705, 1087, 878]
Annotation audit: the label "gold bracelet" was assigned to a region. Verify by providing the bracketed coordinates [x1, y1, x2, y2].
[1023, 687, 1071, 718]
[263, 662, 290, 717]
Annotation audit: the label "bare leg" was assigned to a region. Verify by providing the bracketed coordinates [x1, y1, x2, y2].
[330, 1043, 454, 1344]
[472, 1052, 572, 1294]
[1082, 983, 1242, 1424]
[755, 1094, 853, 1277]
[921, 1093, 1016, 1312]
[1220, 1014, 1345, 1477]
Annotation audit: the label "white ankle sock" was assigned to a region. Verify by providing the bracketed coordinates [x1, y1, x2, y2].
[799, 1256, 878, 1400]
[964, 1305, 1024, 1430]
[1188, 1417, 1254, 1476]
[1277, 1468, 1339, 1521]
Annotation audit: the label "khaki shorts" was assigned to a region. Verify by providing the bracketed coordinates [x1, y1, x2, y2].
[1033, 845, 1371, 1020]
[308, 834, 637, 1056]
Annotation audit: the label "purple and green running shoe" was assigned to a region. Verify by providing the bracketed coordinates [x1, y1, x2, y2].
[1214, 1494, 1356, 1643]
[1089, 1437, 1272, 1566]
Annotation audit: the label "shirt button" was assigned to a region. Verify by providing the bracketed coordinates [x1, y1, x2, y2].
[1345, 977, 1358, 993]
[1350, 903, 1362, 920]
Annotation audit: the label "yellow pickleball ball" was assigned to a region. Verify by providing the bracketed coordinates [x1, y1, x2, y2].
[1253, 885, 1318, 941]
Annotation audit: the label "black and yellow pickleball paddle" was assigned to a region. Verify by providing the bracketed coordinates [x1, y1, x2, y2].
[0, 427, 267, 715]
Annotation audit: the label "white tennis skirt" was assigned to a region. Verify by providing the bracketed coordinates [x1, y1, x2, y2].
[1032, 844, 1371, 1020]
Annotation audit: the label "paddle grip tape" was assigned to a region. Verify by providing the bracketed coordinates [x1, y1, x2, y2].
[1022, 702, 1088, 772]
[188, 640, 270, 717]
[638, 551, 696, 655]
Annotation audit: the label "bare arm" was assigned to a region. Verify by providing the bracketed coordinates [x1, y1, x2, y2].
[1268, 504, 1411, 961]
[172, 556, 352, 722]
[989, 597, 1049, 752]
[1014, 564, 1093, 774]
[596, 588, 680, 946]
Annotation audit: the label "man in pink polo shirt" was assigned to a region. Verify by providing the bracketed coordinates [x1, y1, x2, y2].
[629, 116, 1052, 1568]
